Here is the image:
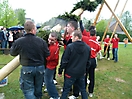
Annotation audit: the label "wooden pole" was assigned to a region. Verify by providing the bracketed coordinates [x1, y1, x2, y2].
[104, 0, 129, 56]
[104, 0, 132, 42]
[100, 0, 120, 45]
[0, 55, 20, 81]
[93, 0, 105, 26]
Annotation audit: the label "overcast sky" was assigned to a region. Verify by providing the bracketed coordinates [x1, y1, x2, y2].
[8, 0, 132, 23]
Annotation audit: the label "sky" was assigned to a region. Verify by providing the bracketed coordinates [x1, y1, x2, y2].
[8, 0, 132, 24]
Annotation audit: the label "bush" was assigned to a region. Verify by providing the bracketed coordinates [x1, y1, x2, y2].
[37, 30, 62, 42]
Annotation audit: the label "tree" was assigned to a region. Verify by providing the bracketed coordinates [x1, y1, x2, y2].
[82, 17, 92, 31]
[121, 11, 132, 35]
[96, 19, 108, 32]
[15, 8, 26, 26]
[0, 0, 18, 28]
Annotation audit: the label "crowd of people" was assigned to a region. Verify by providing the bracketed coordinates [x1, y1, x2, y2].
[7, 16, 122, 99]
[0, 27, 25, 54]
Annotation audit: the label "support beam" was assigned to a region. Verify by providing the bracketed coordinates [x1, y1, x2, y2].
[100, 0, 120, 45]
[93, 0, 105, 26]
[104, 0, 132, 42]
[104, 0, 129, 55]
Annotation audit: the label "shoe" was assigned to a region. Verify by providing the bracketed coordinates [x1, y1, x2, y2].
[89, 93, 93, 97]
[68, 95, 78, 99]
[44, 88, 47, 92]
[53, 80, 57, 85]
[107, 58, 110, 60]
[79, 92, 81, 96]
[87, 79, 90, 84]
[99, 57, 104, 59]
[42, 82, 45, 86]
[61, 88, 63, 92]
[111, 58, 114, 60]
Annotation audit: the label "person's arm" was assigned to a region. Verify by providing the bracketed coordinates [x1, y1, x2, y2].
[58, 45, 71, 74]
[86, 48, 91, 69]
[79, 20, 84, 33]
[10, 41, 20, 56]
[43, 40, 50, 58]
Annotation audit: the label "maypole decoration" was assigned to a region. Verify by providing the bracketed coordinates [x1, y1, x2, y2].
[57, 0, 103, 22]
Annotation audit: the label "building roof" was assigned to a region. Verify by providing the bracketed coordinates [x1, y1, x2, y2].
[109, 21, 125, 34]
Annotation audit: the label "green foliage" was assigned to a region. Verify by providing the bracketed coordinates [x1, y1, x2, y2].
[96, 19, 108, 32]
[36, 30, 51, 42]
[121, 11, 132, 36]
[57, 12, 80, 22]
[71, 0, 103, 13]
[0, 0, 18, 28]
[15, 8, 26, 26]
[57, 0, 103, 26]
[36, 30, 62, 42]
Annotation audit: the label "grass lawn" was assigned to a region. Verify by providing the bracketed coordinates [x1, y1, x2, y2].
[0, 44, 132, 99]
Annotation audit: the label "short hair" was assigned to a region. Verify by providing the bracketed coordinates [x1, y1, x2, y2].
[24, 21, 35, 33]
[68, 21, 78, 30]
[89, 25, 95, 31]
[73, 30, 82, 39]
[90, 29, 96, 36]
[50, 32, 58, 39]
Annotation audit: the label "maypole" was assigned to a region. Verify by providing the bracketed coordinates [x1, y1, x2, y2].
[93, 0, 105, 26]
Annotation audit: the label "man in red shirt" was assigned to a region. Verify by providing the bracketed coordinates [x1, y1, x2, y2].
[79, 19, 95, 38]
[111, 34, 119, 62]
[44, 32, 60, 99]
[103, 35, 110, 60]
[86, 29, 101, 97]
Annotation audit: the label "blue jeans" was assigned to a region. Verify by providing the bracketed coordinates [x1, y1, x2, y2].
[44, 68, 59, 98]
[2, 40, 8, 48]
[20, 65, 44, 99]
[112, 48, 118, 62]
[61, 75, 88, 99]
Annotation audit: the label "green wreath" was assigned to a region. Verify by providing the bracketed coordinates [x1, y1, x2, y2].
[57, 0, 103, 21]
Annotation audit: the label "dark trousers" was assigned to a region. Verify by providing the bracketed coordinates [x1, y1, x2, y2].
[8, 41, 13, 48]
[53, 67, 56, 80]
[103, 46, 110, 58]
[61, 75, 88, 99]
[73, 81, 80, 97]
[85, 58, 96, 93]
